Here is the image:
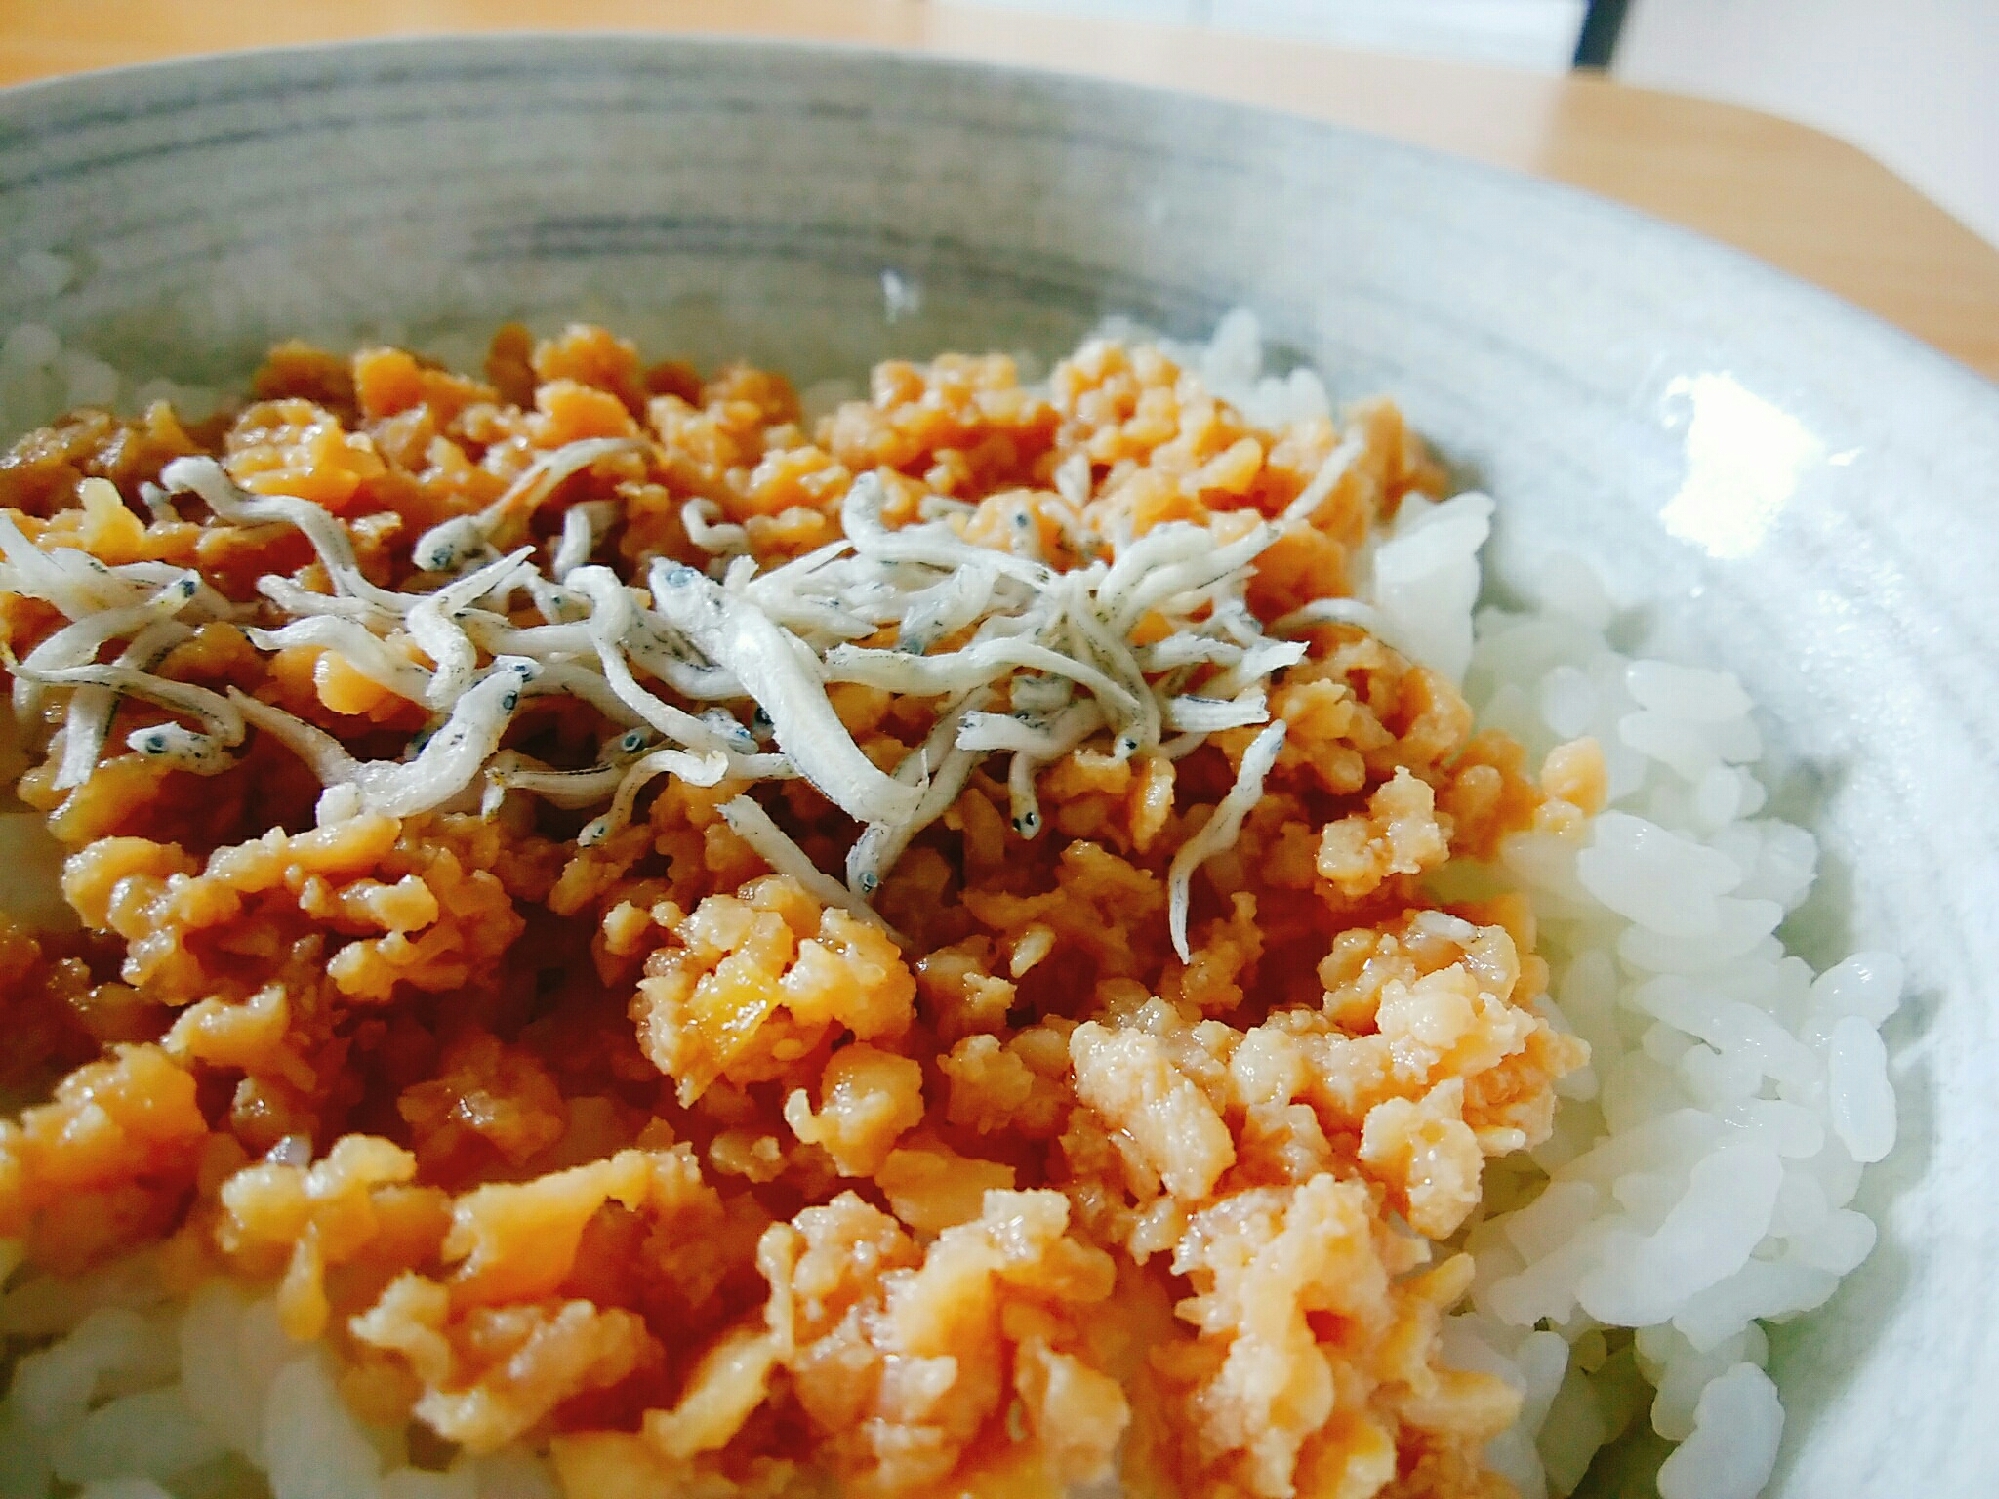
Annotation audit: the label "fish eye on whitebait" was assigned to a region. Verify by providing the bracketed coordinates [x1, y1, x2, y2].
[414, 517, 484, 573]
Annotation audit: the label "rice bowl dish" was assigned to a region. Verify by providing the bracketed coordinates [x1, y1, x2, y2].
[1, 32, 1995, 1499]
[0, 305, 1900, 1499]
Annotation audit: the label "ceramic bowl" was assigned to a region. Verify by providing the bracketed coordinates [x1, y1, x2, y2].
[1, 34, 1994, 1495]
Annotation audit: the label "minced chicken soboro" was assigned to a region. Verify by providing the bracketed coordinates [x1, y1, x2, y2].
[0, 323, 1599, 1498]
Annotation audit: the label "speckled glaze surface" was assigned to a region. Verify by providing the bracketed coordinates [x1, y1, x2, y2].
[1, 34, 1995, 1494]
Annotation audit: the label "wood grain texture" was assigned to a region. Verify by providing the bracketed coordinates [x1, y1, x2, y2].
[3, 0, 1994, 377]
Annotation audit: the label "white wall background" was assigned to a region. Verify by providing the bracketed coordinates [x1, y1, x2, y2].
[1616, 0, 1999, 246]
[952, 0, 1996, 245]
[952, 0, 1591, 72]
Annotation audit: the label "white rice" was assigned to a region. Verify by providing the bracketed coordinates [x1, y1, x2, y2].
[0, 309, 1897, 1499]
[0, 275, 221, 438]
[0, 1260, 560, 1498]
[1441, 549, 1897, 1499]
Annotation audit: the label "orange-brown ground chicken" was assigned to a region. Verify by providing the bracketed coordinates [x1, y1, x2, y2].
[0, 325, 1595, 1498]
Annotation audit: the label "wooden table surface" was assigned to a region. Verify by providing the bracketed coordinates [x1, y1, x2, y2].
[6, 0, 1997, 381]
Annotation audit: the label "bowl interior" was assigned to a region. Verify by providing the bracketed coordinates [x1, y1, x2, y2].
[3, 34, 1997, 1494]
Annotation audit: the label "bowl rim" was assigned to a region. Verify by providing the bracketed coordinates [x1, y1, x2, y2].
[1, 27, 1992, 410]
[3, 24, 1998, 1497]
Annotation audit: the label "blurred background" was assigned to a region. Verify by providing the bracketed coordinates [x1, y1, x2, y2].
[957, 0, 1999, 247]
[1, 0, 1990, 374]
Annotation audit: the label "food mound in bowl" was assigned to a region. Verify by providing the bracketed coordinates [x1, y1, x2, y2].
[0, 317, 1896, 1499]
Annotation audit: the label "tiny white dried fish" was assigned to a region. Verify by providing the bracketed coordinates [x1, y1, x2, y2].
[125, 721, 235, 776]
[1269, 596, 1418, 662]
[246, 616, 434, 705]
[1161, 690, 1270, 735]
[50, 619, 194, 790]
[1095, 521, 1214, 622]
[840, 471, 1052, 588]
[1000, 700, 1105, 837]
[231, 656, 538, 819]
[682, 497, 749, 556]
[824, 634, 1138, 716]
[1281, 432, 1364, 523]
[483, 751, 632, 816]
[113, 560, 244, 623]
[897, 562, 998, 653]
[845, 687, 992, 898]
[651, 559, 923, 827]
[410, 437, 642, 571]
[552, 500, 620, 582]
[163, 457, 412, 616]
[722, 794, 905, 943]
[13, 655, 247, 744]
[0, 512, 146, 620]
[14, 574, 201, 715]
[257, 576, 378, 622]
[1008, 671, 1074, 717]
[405, 547, 535, 708]
[956, 701, 1103, 757]
[624, 629, 746, 702]
[579, 747, 733, 847]
[1057, 582, 1157, 758]
[1101, 521, 1277, 637]
[567, 565, 740, 754]
[1203, 638, 1306, 700]
[1166, 718, 1286, 962]
[517, 659, 649, 728]
[1135, 636, 1243, 672]
[138, 480, 180, 525]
